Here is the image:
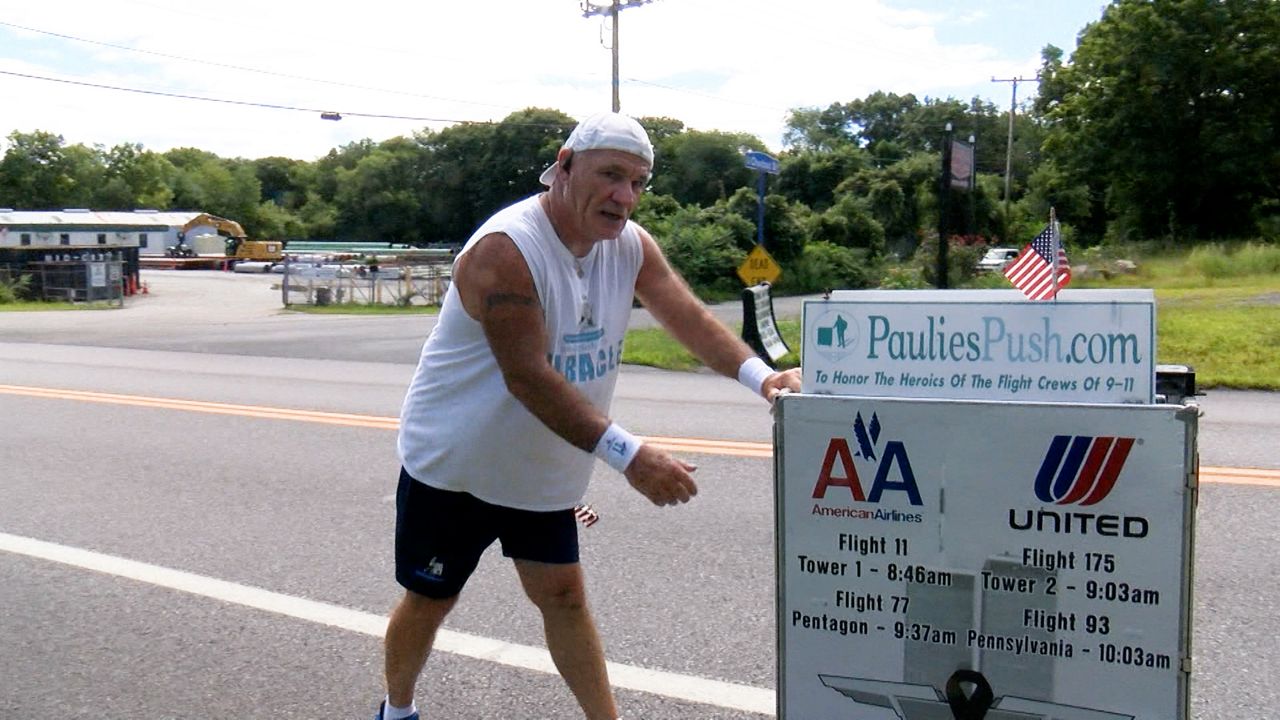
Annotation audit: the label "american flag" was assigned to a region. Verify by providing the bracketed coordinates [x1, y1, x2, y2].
[573, 503, 599, 528]
[1003, 223, 1071, 300]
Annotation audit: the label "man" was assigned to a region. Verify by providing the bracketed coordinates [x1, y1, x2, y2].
[378, 112, 801, 720]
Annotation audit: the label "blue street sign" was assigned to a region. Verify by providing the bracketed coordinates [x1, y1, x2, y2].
[744, 150, 780, 175]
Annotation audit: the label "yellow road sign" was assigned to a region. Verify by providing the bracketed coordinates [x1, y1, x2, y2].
[737, 244, 781, 286]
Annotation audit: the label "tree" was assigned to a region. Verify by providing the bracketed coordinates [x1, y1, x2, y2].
[776, 145, 867, 212]
[636, 116, 686, 143]
[1037, 0, 1280, 239]
[98, 143, 175, 209]
[0, 131, 82, 208]
[723, 187, 809, 263]
[649, 130, 761, 207]
[165, 148, 264, 233]
[413, 108, 574, 244]
[334, 136, 430, 243]
[782, 103, 857, 151]
[253, 156, 310, 210]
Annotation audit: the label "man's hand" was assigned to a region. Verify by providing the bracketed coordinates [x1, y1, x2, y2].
[763, 367, 803, 403]
[624, 445, 699, 507]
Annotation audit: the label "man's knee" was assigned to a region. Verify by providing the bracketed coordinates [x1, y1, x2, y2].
[529, 581, 589, 613]
[517, 562, 589, 612]
[395, 588, 459, 625]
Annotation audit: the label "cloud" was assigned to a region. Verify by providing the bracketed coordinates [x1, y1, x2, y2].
[0, 0, 1097, 160]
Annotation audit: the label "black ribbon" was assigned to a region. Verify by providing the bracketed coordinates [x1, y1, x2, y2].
[945, 669, 994, 720]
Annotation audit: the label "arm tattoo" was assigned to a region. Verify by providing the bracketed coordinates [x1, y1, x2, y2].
[485, 292, 536, 310]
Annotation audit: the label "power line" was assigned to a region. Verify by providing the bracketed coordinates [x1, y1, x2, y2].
[0, 20, 513, 112]
[0, 69, 574, 128]
[0, 16, 782, 128]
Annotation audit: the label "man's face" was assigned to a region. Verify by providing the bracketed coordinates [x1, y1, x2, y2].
[561, 149, 651, 241]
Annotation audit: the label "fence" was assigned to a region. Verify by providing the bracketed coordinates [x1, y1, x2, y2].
[1, 258, 126, 306]
[280, 256, 451, 307]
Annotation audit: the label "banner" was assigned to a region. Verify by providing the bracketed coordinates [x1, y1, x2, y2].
[802, 290, 1155, 403]
[950, 140, 975, 190]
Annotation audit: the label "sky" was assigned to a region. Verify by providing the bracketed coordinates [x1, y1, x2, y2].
[0, 0, 1110, 162]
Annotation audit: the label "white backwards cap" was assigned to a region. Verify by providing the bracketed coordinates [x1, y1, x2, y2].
[539, 112, 654, 186]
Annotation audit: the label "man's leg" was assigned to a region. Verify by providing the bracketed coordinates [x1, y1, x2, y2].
[384, 589, 459, 708]
[514, 560, 618, 720]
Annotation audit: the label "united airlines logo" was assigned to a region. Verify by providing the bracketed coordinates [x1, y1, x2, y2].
[1034, 435, 1136, 506]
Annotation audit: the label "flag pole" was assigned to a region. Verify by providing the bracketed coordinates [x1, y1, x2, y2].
[1049, 206, 1059, 301]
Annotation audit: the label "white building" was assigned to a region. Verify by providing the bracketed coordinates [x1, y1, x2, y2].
[0, 209, 224, 256]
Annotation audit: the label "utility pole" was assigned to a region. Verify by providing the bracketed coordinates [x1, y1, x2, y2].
[990, 76, 1035, 235]
[581, 0, 655, 112]
[937, 123, 954, 289]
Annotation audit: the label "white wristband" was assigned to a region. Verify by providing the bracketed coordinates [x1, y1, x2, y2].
[737, 356, 773, 398]
[594, 422, 643, 473]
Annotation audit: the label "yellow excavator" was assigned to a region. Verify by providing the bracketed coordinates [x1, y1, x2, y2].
[167, 213, 285, 262]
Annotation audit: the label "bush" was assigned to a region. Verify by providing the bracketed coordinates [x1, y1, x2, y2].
[0, 272, 32, 303]
[1188, 242, 1280, 278]
[810, 195, 886, 256]
[778, 241, 872, 294]
[656, 220, 746, 298]
[910, 236, 986, 287]
[878, 264, 929, 289]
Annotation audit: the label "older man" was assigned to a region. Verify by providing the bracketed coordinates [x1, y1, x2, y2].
[377, 112, 800, 720]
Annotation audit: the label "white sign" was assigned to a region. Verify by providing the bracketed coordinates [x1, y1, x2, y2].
[776, 395, 1195, 720]
[88, 262, 107, 288]
[802, 290, 1156, 403]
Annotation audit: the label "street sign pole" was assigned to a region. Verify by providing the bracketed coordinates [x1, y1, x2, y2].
[743, 150, 781, 249]
[756, 171, 767, 247]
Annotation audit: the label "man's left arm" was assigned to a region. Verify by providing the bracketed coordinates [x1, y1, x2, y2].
[632, 228, 800, 401]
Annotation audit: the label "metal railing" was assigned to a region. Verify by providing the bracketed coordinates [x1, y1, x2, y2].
[280, 256, 451, 307]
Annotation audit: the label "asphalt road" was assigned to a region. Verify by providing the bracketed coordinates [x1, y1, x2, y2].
[1, 271, 1277, 719]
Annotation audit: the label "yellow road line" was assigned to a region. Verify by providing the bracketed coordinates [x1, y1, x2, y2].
[0, 384, 399, 430]
[1200, 465, 1280, 488]
[2, 384, 1275, 487]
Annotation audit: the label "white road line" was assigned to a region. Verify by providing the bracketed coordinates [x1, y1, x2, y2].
[0, 531, 776, 716]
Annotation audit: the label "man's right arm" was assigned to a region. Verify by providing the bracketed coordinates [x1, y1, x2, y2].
[455, 232, 697, 507]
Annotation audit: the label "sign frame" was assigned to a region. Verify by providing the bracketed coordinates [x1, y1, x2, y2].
[774, 394, 1197, 720]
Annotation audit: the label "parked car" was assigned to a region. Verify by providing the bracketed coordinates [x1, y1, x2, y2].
[976, 247, 1019, 272]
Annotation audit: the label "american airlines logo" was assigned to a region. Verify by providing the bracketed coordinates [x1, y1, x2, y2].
[1033, 435, 1136, 506]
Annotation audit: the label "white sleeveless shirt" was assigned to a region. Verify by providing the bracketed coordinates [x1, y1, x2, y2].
[397, 195, 644, 511]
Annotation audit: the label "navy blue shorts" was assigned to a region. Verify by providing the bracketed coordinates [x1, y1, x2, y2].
[394, 467, 579, 599]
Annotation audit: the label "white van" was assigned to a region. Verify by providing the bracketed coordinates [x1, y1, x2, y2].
[976, 247, 1020, 272]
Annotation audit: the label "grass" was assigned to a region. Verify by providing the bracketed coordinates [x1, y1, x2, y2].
[624, 244, 1280, 390]
[0, 300, 111, 311]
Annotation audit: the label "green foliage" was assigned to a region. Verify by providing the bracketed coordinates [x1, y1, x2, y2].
[808, 194, 886, 255]
[878, 264, 929, 289]
[1038, 0, 1280, 240]
[1187, 242, 1280, 278]
[776, 145, 867, 211]
[649, 129, 761, 206]
[414, 107, 574, 243]
[650, 205, 749, 297]
[635, 116, 686, 143]
[909, 235, 987, 288]
[778, 241, 873, 294]
[723, 188, 809, 263]
[0, 272, 33, 303]
[0, 131, 79, 208]
[836, 152, 942, 253]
